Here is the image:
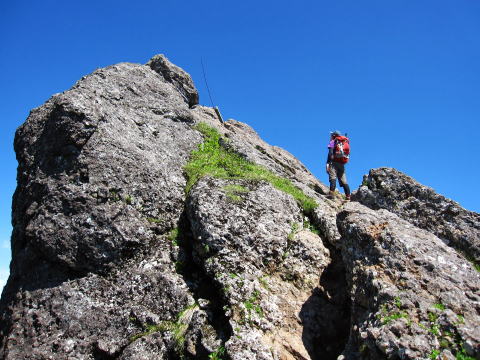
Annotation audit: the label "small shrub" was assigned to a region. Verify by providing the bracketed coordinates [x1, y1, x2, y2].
[394, 297, 402, 309]
[259, 276, 269, 290]
[377, 298, 409, 325]
[428, 311, 439, 323]
[429, 349, 440, 359]
[109, 188, 121, 202]
[381, 311, 407, 325]
[209, 346, 225, 360]
[288, 222, 299, 241]
[168, 228, 179, 245]
[456, 347, 476, 360]
[433, 303, 446, 311]
[129, 304, 199, 354]
[175, 260, 184, 272]
[242, 290, 263, 321]
[224, 184, 249, 203]
[303, 219, 320, 235]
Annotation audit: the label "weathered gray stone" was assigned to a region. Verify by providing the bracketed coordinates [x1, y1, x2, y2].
[11, 60, 202, 279]
[337, 201, 480, 359]
[0, 240, 193, 359]
[147, 54, 199, 107]
[354, 167, 480, 264]
[2, 55, 479, 360]
[1, 56, 205, 359]
[186, 177, 349, 359]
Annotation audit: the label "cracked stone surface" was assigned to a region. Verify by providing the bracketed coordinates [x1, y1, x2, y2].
[337, 202, 480, 359]
[354, 167, 480, 264]
[1, 55, 479, 360]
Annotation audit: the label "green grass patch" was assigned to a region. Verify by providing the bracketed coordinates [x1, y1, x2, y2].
[147, 217, 162, 224]
[303, 219, 320, 235]
[429, 349, 440, 359]
[209, 346, 226, 360]
[185, 123, 317, 213]
[167, 227, 180, 245]
[433, 303, 446, 311]
[243, 290, 263, 320]
[130, 303, 198, 357]
[223, 184, 249, 203]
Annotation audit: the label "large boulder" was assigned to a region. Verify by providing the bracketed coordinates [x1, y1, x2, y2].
[10, 60, 202, 281]
[354, 167, 480, 264]
[147, 54, 199, 107]
[337, 201, 480, 359]
[1, 56, 210, 359]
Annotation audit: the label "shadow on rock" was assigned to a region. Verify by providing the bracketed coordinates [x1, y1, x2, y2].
[300, 249, 350, 360]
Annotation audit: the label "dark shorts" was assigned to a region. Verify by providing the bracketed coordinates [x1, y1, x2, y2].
[328, 162, 348, 186]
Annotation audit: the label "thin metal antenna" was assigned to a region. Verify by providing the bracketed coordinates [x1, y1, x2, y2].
[201, 57, 215, 108]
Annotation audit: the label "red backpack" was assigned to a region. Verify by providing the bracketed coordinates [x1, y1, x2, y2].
[333, 136, 350, 163]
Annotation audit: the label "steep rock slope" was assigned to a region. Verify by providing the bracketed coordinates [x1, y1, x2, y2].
[0, 56, 478, 360]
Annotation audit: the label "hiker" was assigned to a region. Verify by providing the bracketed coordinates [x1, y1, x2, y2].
[326, 130, 351, 200]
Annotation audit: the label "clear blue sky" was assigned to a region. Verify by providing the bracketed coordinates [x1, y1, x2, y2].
[1, 0, 479, 292]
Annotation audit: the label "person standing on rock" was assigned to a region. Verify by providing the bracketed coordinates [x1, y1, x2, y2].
[326, 130, 351, 200]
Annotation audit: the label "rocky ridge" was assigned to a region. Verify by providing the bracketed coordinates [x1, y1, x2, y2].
[0, 55, 478, 360]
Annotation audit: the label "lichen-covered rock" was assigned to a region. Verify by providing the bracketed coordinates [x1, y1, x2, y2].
[354, 167, 480, 264]
[311, 197, 343, 248]
[0, 55, 210, 359]
[337, 201, 480, 359]
[0, 241, 194, 359]
[11, 59, 203, 279]
[186, 177, 349, 359]
[2, 54, 479, 360]
[147, 54, 199, 107]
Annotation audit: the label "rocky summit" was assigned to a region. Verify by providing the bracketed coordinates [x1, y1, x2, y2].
[0, 55, 479, 360]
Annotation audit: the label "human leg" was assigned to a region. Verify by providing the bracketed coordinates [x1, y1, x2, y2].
[328, 164, 337, 192]
[335, 163, 351, 198]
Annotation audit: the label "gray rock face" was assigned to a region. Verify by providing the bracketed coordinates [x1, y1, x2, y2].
[186, 177, 348, 359]
[1, 56, 479, 360]
[3, 245, 193, 359]
[147, 54, 199, 107]
[354, 167, 480, 264]
[11, 59, 201, 279]
[337, 202, 480, 359]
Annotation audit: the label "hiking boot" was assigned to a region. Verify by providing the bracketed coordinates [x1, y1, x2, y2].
[345, 194, 351, 201]
[327, 191, 336, 199]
